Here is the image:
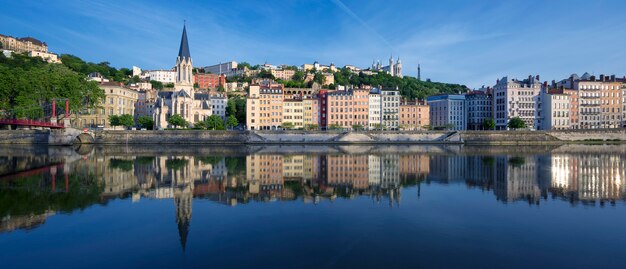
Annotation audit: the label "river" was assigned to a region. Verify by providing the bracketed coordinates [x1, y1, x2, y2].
[1, 144, 625, 268]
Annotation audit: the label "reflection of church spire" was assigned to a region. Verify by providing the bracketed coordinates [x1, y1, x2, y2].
[175, 190, 192, 252]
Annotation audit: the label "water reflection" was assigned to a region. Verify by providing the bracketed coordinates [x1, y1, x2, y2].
[1, 145, 625, 243]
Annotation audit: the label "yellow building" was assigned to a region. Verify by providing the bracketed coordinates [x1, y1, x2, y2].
[0, 34, 48, 53]
[303, 98, 319, 128]
[73, 82, 139, 128]
[282, 99, 304, 129]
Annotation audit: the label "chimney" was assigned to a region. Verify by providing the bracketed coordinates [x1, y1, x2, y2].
[590, 75, 596, 81]
[611, 75, 615, 81]
[600, 74, 605, 81]
[536, 75, 540, 81]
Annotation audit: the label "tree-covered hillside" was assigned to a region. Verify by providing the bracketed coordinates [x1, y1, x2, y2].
[0, 53, 104, 119]
[333, 68, 469, 100]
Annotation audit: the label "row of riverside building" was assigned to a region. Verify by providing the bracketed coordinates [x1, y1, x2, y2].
[247, 73, 626, 131]
[427, 73, 626, 130]
[245, 82, 429, 130]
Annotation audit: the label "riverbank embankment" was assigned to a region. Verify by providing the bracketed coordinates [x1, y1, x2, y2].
[0, 128, 624, 146]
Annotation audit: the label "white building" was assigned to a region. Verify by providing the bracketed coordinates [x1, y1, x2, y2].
[381, 89, 401, 130]
[210, 93, 228, 119]
[541, 90, 570, 130]
[426, 94, 467, 130]
[143, 69, 176, 84]
[493, 75, 542, 130]
[132, 66, 142, 77]
[368, 89, 381, 129]
[28, 51, 60, 63]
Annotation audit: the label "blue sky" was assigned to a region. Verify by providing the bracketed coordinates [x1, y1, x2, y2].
[2, 0, 626, 88]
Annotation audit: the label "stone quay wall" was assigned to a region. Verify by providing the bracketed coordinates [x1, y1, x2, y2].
[1, 128, 625, 145]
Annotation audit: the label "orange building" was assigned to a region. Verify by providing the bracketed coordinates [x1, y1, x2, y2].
[352, 89, 369, 128]
[564, 89, 579, 129]
[399, 100, 430, 130]
[600, 79, 622, 128]
[193, 73, 225, 89]
[327, 90, 354, 129]
[399, 154, 430, 178]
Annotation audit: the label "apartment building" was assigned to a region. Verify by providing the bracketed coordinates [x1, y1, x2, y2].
[399, 100, 429, 130]
[283, 99, 304, 129]
[142, 70, 176, 84]
[246, 84, 284, 130]
[74, 82, 139, 128]
[193, 73, 225, 89]
[303, 98, 319, 128]
[352, 89, 369, 128]
[541, 89, 570, 130]
[493, 75, 542, 130]
[381, 89, 401, 130]
[368, 89, 382, 129]
[466, 90, 493, 130]
[327, 90, 354, 129]
[426, 94, 466, 130]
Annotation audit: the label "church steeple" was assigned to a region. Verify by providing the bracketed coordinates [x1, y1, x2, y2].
[175, 23, 193, 87]
[178, 23, 191, 60]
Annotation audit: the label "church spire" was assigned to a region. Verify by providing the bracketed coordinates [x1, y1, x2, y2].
[178, 23, 191, 60]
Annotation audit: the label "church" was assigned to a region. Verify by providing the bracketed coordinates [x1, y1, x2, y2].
[371, 55, 403, 78]
[154, 24, 221, 129]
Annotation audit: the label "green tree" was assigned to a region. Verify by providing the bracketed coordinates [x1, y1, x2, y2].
[0, 53, 104, 120]
[329, 123, 342, 130]
[0, 41, 3, 49]
[258, 69, 275, 80]
[118, 114, 134, 127]
[304, 124, 318, 131]
[167, 114, 187, 129]
[313, 72, 326, 85]
[483, 118, 496, 130]
[226, 98, 237, 116]
[137, 116, 154, 130]
[217, 85, 225, 92]
[164, 83, 174, 88]
[352, 124, 364, 131]
[508, 117, 526, 129]
[206, 115, 225, 130]
[281, 122, 295, 130]
[193, 120, 208, 129]
[226, 115, 238, 129]
[108, 115, 120, 127]
[292, 70, 305, 81]
[150, 80, 164, 90]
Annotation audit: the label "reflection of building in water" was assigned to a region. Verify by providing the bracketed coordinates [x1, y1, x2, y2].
[399, 154, 429, 179]
[465, 156, 494, 189]
[380, 155, 400, 189]
[368, 155, 381, 186]
[327, 155, 369, 190]
[550, 154, 626, 203]
[493, 156, 542, 204]
[428, 155, 466, 183]
[246, 155, 283, 195]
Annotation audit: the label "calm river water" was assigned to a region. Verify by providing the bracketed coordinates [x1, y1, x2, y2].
[1, 144, 625, 269]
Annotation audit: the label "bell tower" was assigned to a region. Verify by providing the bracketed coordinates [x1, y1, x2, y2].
[176, 23, 193, 89]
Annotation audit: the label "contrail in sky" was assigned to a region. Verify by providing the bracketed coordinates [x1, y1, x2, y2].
[330, 0, 393, 50]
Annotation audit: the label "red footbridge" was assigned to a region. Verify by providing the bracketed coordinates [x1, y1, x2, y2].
[1, 99, 69, 129]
